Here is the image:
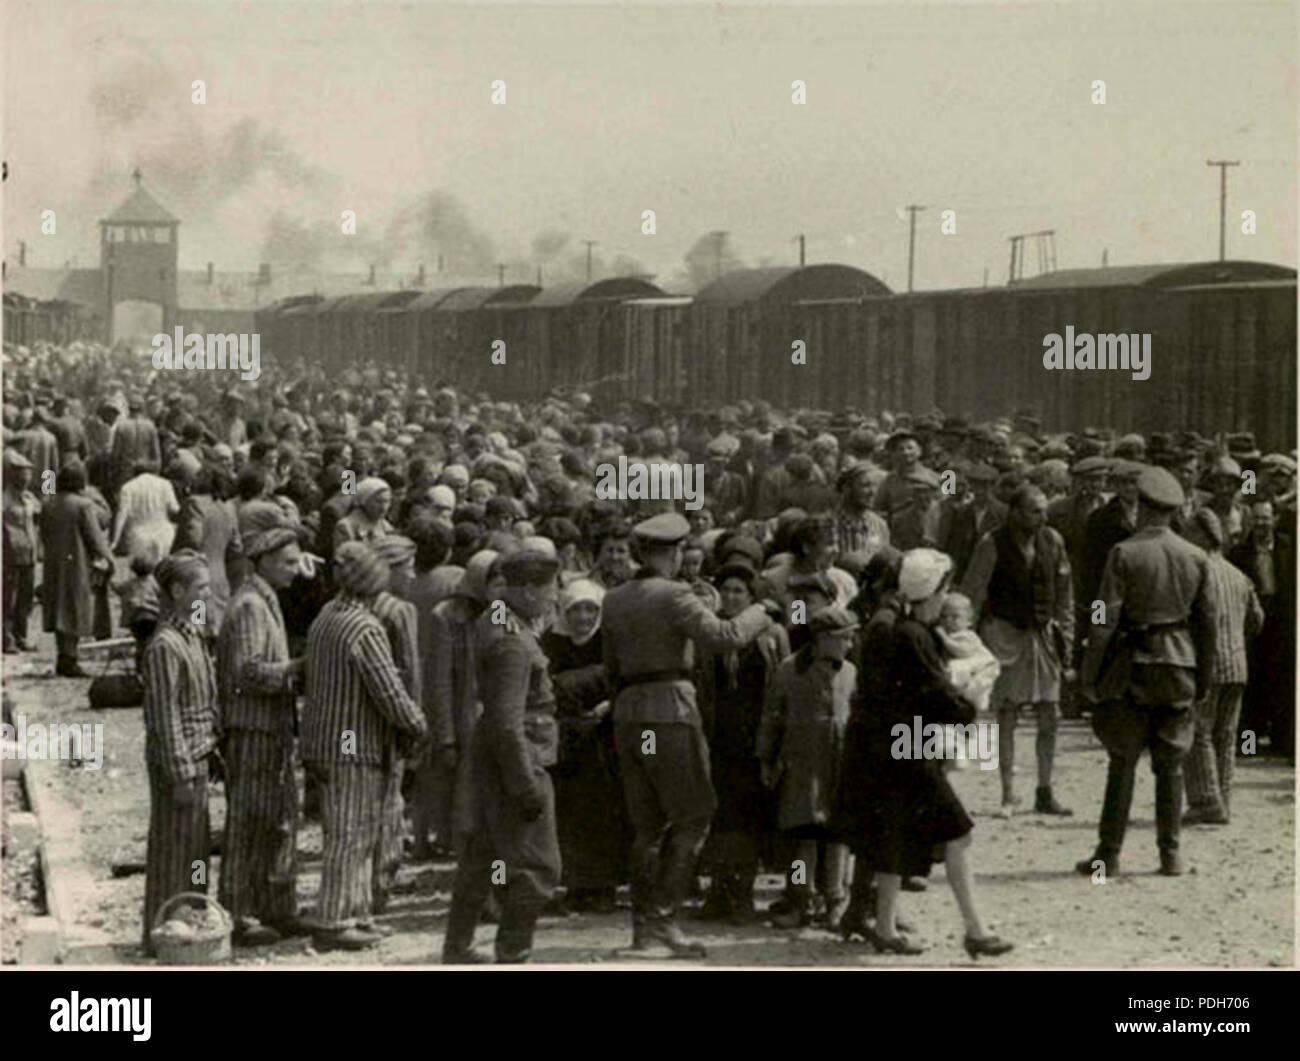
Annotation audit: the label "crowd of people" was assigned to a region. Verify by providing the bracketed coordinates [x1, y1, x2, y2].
[2, 337, 1295, 963]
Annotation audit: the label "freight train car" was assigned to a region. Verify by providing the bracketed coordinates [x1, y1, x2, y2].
[3, 293, 101, 347]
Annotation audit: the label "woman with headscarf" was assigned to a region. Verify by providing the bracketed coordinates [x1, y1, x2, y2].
[540, 578, 630, 913]
[695, 561, 789, 924]
[836, 548, 1013, 958]
[333, 477, 395, 550]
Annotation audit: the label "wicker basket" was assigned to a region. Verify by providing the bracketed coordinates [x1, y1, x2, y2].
[150, 892, 232, 965]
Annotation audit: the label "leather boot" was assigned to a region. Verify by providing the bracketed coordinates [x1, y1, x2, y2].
[839, 871, 874, 940]
[442, 892, 485, 964]
[1035, 785, 1073, 816]
[1096, 758, 1136, 860]
[1155, 767, 1183, 873]
[643, 916, 707, 958]
[495, 897, 541, 963]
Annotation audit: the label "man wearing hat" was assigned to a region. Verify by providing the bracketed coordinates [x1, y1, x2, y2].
[2, 450, 40, 653]
[938, 462, 1005, 584]
[1050, 456, 1110, 684]
[443, 549, 562, 964]
[872, 431, 925, 538]
[1203, 455, 1251, 551]
[303, 542, 428, 951]
[601, 512, 775, 957]
[1078, 459, 1142, 615]
[1079, 467, 1217, 877]
[217, 526, 306, 946]
[704, 433, 748, 526]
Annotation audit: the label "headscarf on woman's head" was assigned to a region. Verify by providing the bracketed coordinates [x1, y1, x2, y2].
[355, 477, 391, 508]
[556, 578, 605, 645]
[898, 548, 953, 604]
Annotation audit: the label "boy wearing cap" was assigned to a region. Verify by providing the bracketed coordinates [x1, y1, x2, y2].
[443, 550, 562, 964]
[757, 606, 857, 929]
[602, 511, 774, 958]
[1079, 467, 1217, 877]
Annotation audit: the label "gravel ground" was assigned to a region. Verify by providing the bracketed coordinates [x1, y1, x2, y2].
[2, 627, 1293, 968]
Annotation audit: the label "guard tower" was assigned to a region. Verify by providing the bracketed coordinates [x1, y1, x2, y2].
[100, 168, 179, 340]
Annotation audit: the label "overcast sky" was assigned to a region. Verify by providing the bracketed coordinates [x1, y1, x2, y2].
[4, 0, 1295, 291]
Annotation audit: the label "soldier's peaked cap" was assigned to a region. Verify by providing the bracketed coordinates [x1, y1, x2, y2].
[633, 512, 691, 544]
[1136, 466, 1185, 509]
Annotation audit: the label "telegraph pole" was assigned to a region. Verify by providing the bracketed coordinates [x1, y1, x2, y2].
[712, 231, 728, 279]
[583, 240, 597, 281]
[904, 205, 924, 292]
[496, 263, 506, 287]
[795, 234, 805, 267]
[1206, 160, 1240, 261]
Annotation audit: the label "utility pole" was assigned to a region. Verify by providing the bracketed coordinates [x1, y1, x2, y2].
[795, 234, 805, 267]
[496, 263, 506, 287]
[1206, 160, 1240, 261]
[904, 205, 924, 292]
[583, 240, 597, 281]
[536, 265, 542, 286]
[712, 231, 728, 279]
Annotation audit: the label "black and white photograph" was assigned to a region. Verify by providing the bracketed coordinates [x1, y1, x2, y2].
[1, 0, 1295, 985]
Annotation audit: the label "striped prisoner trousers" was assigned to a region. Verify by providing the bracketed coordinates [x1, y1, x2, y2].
[1183, 683, 1245, 819]
[218, 729, 299, 926]
[373, 759, 405, 906]
[143, 767, 210, 951]
[316, 761, 386, 930]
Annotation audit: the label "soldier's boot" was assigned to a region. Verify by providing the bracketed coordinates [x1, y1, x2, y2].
[495, 897, 542, 963]
[442, 893, 488, 964]
[696, 873, 733, 921]
[645, 823, 709, 956]
[643, 915, 707, 959]
[1076, 758, 1133, 877]
[728, 875, 757, 925]
[1155, 768, 1184, 876]
[1035, 785, 1073, 816]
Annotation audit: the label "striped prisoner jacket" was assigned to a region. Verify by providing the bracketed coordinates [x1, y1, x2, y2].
[142, 614, 220, 784]
[302, 594, 427, 765]
[217, 572, 296, 734]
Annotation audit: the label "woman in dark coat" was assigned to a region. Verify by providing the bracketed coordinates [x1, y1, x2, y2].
[541, 578, 630, 912]
[835, 548, 1012, 959]
[696, 561, 788, 923]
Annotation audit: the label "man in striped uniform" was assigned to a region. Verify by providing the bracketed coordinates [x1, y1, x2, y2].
[303, 541, 427, 951]
[216, 525, 305, 946]
[142, 550, 219, 955]
[370, 534, 422, 911]
[442, 549, 562, 964]
[1182, 509, 1263, 824]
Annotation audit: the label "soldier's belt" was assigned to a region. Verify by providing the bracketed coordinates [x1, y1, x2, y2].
[615, 669, 694, 694]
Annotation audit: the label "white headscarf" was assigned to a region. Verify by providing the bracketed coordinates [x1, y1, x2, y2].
[557, 578, 604, 645]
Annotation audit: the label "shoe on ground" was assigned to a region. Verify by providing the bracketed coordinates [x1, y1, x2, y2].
[1182, 807, 1229, 826]
[356, 920, 395, 937]
[442, 947, 490, 965]
[233, 919, 281, 946]
[1158, 852, 1184, 876]
[771, 905, 810, 929]
[314, 926, 381, 951]
[964, 934, 1015, 959]
[643, 920, 707, 958]
[267, 916, 315, 938]
[900, 877, 927, 892]
[56, 663, 90, 678]
[1035, 786, 1073, 816]
[1075, 853, 1119, 877]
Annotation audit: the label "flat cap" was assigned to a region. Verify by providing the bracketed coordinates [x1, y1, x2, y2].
[707, 433, 740, 458]
[1136, 466, 1185, 509]
[966, 461, 999, 483]
[885, 429, 919, 450]
[904, 464, 941, 487]
[808, 605, 860, 638]
[1071, 455, 1109, 476]
[1207, 455, 1242, 480]
[498, 548, 561, 585]
[1109, 459, 1146, 481]
[634, 512, 691, 544]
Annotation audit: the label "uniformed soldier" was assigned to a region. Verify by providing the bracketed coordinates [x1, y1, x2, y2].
[442, 549, 562, 964]
[1077, 467, 1217, 877]
[602, 512, 775, 957]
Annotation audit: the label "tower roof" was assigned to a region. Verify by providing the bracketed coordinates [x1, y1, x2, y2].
[103, 184, 178, 224]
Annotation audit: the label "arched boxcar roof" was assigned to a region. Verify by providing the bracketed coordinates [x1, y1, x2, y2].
[324, 290, 421, 312]
[531, 277, 665, 308]
[436, 284, 542, 313]
[261, 294, 324, 317]
[407, 287, 484, 313]
[694, 264, 891, 305]
[1016, 260, 1297, 290]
